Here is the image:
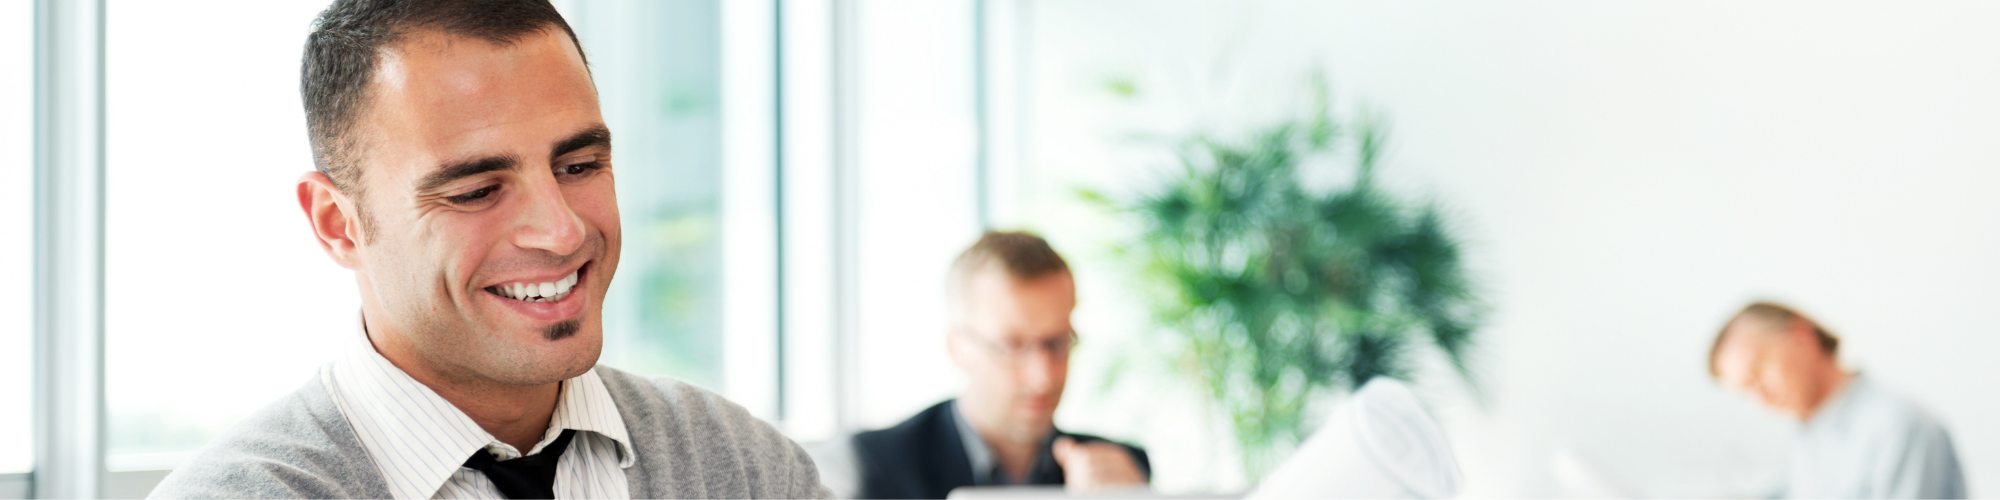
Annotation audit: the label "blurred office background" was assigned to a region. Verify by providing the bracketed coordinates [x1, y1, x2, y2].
[7, 0, 2000, 498]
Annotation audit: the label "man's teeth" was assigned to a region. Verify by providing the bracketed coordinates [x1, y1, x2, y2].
[493, 270, 579, 302]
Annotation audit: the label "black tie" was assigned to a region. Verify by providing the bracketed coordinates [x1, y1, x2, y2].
[462, 428, 578, 499]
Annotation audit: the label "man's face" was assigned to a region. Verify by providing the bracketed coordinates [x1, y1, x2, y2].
[348, 28, 619, 386]
[949, 268, 1076, 445]
[1714, 321, 1824, 420]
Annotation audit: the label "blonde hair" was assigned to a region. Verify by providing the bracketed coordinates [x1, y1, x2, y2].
[1707, 301, 1841, 377]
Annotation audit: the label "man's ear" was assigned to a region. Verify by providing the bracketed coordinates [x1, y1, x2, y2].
[297, 171, 365, 270]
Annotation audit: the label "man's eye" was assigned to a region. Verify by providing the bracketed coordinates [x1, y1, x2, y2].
[559, 161, 603, 177]
[447, 185, 499, 204]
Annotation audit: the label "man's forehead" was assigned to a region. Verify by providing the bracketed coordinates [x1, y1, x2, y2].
[965, 276, 1074, 335]
[360, 28, 599, 183]
[1716, 328, 1772, 368]
[966, 271, 1073, 308]
[372, 30, 593, 118]
[969, 266, 1073, 291]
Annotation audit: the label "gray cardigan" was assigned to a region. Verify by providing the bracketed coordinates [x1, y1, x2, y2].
[149, 366, 824, 499]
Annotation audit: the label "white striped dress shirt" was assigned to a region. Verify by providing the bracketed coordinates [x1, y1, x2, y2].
[323, 324, 634, 499]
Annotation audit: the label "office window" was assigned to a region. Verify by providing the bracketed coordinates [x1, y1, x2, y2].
[2, 0, 35, 475]
[765, 0, 984, 439]
[849, 0, 983, 429]
[562, 0, 735, 393]
[102, 0, 348, 471]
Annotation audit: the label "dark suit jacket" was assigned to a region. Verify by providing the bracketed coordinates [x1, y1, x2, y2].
[852, 399, 1151, 499]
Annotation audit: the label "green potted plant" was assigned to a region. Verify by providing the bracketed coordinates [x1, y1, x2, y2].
[1088, 79, 1482, 479]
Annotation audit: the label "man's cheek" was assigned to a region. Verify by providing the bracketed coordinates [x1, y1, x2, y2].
[582, 182, 620, 234]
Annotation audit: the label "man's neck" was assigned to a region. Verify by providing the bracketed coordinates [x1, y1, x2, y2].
[1798, 368, 1855, 422]
[961, 397, 1049, 483]
[985, 434, 1039, 484]
[363, 315, 561, 452]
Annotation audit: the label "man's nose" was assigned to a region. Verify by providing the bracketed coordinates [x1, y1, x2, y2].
[1019, 350, 1064, 394]
[513, 170, 586, 255]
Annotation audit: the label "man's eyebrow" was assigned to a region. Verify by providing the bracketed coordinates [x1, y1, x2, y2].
[415, 156, 519, 193]
[409, 125, 608, 193]
[551, 125, 612, 162]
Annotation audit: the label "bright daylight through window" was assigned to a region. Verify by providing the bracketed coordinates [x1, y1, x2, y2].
[102, 0, 350, 471]
[2, 0, 37, 475]
[561, 0, 733, 395]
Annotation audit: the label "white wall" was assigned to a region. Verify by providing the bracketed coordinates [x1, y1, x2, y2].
[1021, 1, 2000, 496]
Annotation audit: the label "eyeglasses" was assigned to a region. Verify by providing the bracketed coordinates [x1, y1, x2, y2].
[955, 329, 1079, 362]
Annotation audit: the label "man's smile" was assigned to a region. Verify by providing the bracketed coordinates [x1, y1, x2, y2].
[486, 267, 582, 302]
[480, 261, 593, 324]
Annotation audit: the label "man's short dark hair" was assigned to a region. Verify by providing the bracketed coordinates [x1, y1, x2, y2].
[301, 0, 588, 233]
[945, 231, 1072, 325]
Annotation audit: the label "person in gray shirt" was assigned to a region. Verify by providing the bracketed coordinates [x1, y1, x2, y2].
[1709, 302, 1964, 499]
[150, 0, 823, 498]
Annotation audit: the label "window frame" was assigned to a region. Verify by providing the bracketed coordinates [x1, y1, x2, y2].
[31, 0, 110, 497]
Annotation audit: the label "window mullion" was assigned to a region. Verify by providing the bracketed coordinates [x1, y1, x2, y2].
[32, 0, 108, 497]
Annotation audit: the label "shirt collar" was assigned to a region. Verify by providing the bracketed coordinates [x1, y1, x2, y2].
[950, 400, 1000, 485]
[327, 316, 634, 500]
[550, 366, 636, 467]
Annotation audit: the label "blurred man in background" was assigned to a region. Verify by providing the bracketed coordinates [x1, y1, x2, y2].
[1709, 302, 1965, 499]
[850, 231, 1150, 498]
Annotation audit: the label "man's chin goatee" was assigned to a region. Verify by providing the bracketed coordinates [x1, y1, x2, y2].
[545, 319, 581, 340]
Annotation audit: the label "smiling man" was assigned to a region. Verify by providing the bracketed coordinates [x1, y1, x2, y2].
[149, 1, 822, 498]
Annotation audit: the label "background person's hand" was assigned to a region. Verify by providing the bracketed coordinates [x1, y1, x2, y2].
[1051, 436, 1148, 491]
